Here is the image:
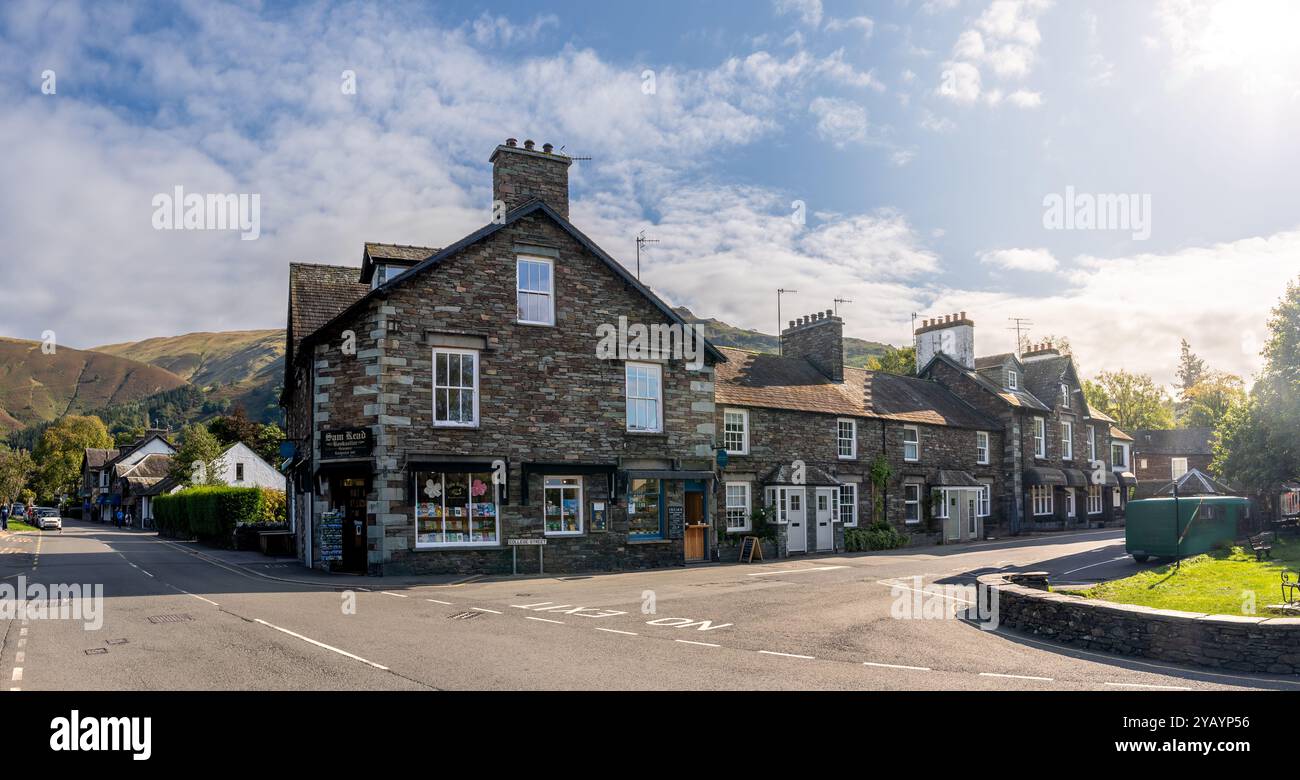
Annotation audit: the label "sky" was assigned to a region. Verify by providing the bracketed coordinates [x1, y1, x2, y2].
[2, 0, 1299, 389]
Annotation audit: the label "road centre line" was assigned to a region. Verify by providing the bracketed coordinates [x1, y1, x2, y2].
[863, 661, 931, 671]
[470, 607, 502, 614]
[759, 650, 814, 659]
[595, 628, 638, 636]
[675, 640, 720, 647]
[979, 672, 1053, 682]
[425, 599, 453, 605]
[1062, 556, 1131, 576]
[746, 566, 846, 577]
[253, 619, 389, 670]
[526, 616, 564, 624]
[380, 591, 408, 598]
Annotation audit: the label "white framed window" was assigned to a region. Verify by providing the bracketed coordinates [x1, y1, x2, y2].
[433, 348, 479, 427]
[1065, 488, 1076, 516]
[1034, 417, 1046, 458]
[235, 463, 245, 482]
[976, 431, 990, 465]
[1061, 421, 1073, 460]
[1112, 444, 1127, 468]
[723, 409, 749, 454]
[626, 362, 663, 432]
[903, 425, 919, 462]
[904, 483, 921, 524]
[725, 482, 752, 532]
[415, 470, 500, 547]
[839, 483, 858, 527]
[1061, 383, 1070, 409]
[934, 488, 949, 518]
[543, 476, 583, 535]
[1171, 457, 1189, 480]
[1008, 370, 1018, 390]
[837, 418, 857, 459]
[516, 255, 555, 325]
[1031, 485, 1053, 516]
[978, 481, 992, 517]
[1088, 426, 1097, 462]
[1087, 485, 1102, 515]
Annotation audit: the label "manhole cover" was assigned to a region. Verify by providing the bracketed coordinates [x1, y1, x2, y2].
[106, 638, 129, 645]
[447, 611, 481, 621]
[84, 648, 108, 655]
[147, 614, 194, 624]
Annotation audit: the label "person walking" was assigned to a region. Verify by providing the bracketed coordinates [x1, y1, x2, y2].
[1, 504, 8, 531]
[114, 507, 123, 529]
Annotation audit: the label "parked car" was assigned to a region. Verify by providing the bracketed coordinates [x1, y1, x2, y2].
[34, 507, 62, 531]
[10, 504, 26, 521]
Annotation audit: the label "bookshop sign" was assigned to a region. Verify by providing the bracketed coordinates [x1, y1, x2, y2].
[321, 427, 373, 460]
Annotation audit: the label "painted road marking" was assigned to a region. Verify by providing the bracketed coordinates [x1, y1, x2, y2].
[253, 619, 389, 671]
[526, 617, 564, 625]
[511, 602, 628, 618]
[470, 607, 502, 614]
[14, 652, 23, 664]
[644, 617, 733, 631]
[1104, 682, 1192, 690]
[380, 591, 408, 598]
[425, 599, 453, 605]
[675, 640, 720, 648]
[10, 668, 21, 681]
[1062, 555, 1131, 576]
[863, 661, 931, 671]
[595, 628, 639, 636]
[980, 672, 1053, 682]
[759, 650, 814, 660]
[746, 566, 847, 577]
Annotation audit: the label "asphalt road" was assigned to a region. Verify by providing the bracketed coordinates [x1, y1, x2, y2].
[0, 520, 1291, 691]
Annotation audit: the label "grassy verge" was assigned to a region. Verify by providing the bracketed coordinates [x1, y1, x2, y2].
[3, 520, 38, 532]
[1080, 536, 1300, 616]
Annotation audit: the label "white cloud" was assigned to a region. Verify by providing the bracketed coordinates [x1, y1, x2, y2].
[809, 96, 871, 147]
[1154, 0, 1300, 95]
[774, 0, 824, 28]
[1006, 89, 1042, 107]
[978, 247, 1058, 272]
[470, 12, 558, 46]
[937, 0, 1051, 105]
[824, 15, 874, 40]
[939, 61, 982, 103]
[919, 108, 957, 132]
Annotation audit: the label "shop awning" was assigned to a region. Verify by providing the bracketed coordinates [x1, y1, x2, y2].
[314, 458, 375, 477]
[1097, 470, 1119, 487]
[1062, 469, 1089, 487]
[935, 470, 982, 487]
[1024, 467, 1067, 486]
[759, 463, 840, 486]
[623, 469, 715, 481]
[1117, 471, 1137, 487]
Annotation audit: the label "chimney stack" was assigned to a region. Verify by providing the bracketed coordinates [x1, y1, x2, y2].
[781, 309, 845, 382]
[913, 311, 976, 371]
[490, 136, 573, 219]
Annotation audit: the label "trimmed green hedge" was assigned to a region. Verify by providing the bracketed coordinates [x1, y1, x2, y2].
[845, 521, 909, 552]
[155, 486, 286, 544]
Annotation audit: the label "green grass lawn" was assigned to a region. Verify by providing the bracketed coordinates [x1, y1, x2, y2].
[1080, 537, 1300, 616]
[3, 519, 37, 532]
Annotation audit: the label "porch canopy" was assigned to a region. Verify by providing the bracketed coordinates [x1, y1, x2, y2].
[1062, 469, 1089, 488]
[759, 463, 841, 486]
[1024, 467, 1067, 487]
[1117, 471, 1138, 489]
[935, 470, 982, 487]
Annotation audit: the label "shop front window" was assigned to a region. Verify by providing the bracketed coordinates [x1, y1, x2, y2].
[544, 476, 583, 534]
[415, 471, 499, 547]
[628, 478, 663, 539]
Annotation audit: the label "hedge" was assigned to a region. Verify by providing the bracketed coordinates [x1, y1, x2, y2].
[844, 521, 909, 552]
[155, 486, 287, 544]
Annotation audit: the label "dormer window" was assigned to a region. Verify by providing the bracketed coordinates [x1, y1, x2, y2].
[517, 255, 555, 325]
[372, 264, 393, 289]
[1008, 370, 1018, 390]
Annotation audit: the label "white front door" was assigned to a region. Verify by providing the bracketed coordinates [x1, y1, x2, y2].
[786, 489, 806, 553]
[944, 490, 962, 542]
[1065, 488, 1076, 521]
[815, 488, 835, 551]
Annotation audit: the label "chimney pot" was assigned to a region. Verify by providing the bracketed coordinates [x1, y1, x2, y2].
[524, 139, 535, 150]
[543, 142, 553, 154]
[825, 309, 833, 318]
[788, 320, 795, 329]
[960, 311, 967, 320]
[506, 137, 518, 147]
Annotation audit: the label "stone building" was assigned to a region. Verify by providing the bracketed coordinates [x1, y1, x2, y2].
[281, 138, 724, 575]
[918, 321, 1128, 532]
[1131, 427, 1214, 491]
[714, 310, 1004, 554]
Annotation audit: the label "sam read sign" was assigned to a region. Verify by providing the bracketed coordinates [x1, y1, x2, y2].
[320, 428, 373, 459]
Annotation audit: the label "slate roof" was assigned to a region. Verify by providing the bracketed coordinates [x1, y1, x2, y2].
[1145, 468, 1237, 497]
[1109, 425, 1134, 442]
[715, 347, 997, 429]
[113, 453, 173, 481]
[1020, 354, 1074, 411]
[1087, 404, 1117, 424]
[974, 353, 1015, 370]
[924, 352, 1051, 412]
[287, 262, 370, 359]
[84, 448, 120, 469]
[1132, 427, 1213, 455]
[364, 242, 439, 263]
[760, 463, 841, 486]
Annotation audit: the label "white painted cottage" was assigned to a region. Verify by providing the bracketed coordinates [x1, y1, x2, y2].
[215, 442, 286, 491]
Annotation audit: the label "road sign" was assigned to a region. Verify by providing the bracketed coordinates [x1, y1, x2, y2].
[508, 538, 548, 545]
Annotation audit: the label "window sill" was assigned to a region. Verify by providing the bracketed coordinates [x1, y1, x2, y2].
[414, 543, 502, 550]
[433, 423, 481, 430]
[725, 527, 752, 534]
[544, 531, 583, 537]
[516, 320, 556, 328]
[627, 537, 671, 544]
[626, 430, 668, 438]
[838, 456, 857, 461]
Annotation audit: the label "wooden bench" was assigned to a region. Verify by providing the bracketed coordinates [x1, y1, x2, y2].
[258, 529, 295, 556]
[1283, 570, 1300, 606]
[1249, 531, 1274, 561]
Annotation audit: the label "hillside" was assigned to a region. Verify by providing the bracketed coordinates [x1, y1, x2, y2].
[0, 337, 189, 432]
[673, 307, 894, 366]
[93, 329, 285, 422]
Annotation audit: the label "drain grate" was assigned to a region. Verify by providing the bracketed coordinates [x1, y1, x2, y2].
[147, 614, 194, 624]
[447, 611, 482, 621]
[84, 648, 108, 655]
[106, 638, 129, 645]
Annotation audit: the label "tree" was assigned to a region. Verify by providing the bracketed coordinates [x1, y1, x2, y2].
[1090, 370, 1175, 431]
[1182, 371, 1246, 429]
[1176, 339, 1207, 399]
[254, 424, 286, 465]
[1018, 333, 1071, 356]
[169, 423, 226, 487]
[208, 407, 261, 450]
[1082, 379, 1110, 411]
[0, 448, 35, 506]
[867, 346, 916, 376]
[1215, 277, 1300, 498]
[32, 415, 112, 502]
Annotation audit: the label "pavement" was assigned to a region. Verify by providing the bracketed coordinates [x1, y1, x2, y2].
[0, 519, 1292, 691]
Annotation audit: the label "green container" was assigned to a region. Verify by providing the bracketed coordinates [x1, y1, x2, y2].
[1125, 496, 1250, 561]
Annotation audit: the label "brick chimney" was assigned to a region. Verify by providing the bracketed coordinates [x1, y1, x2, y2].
[781, 309, 844, 382]
[913, 311, 975, 370]
[1020, 340, 1061, 362]
[489, 137, 572, 219]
